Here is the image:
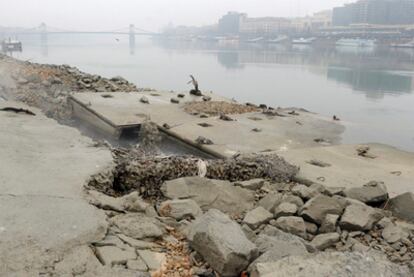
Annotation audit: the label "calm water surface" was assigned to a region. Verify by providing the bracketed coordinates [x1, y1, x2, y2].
[8, 34, 414, 152]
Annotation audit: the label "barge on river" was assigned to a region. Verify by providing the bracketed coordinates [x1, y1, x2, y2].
[1, 39, 22, 52]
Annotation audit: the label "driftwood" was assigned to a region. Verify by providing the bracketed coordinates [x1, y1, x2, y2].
[0, 107, 36, 116]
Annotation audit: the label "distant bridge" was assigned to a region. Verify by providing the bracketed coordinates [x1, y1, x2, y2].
[1, 23, 161, 37]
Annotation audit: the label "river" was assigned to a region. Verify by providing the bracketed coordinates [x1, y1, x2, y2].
[8, 34, 414, 152]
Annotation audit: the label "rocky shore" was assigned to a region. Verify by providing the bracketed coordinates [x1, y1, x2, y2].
[1, 53, 414, 276]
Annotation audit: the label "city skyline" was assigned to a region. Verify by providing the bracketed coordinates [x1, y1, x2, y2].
[0, 0, 350, 31]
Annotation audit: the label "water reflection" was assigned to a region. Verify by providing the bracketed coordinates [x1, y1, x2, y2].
[327, 67, 413, 99]
[154, 39, 414, 96]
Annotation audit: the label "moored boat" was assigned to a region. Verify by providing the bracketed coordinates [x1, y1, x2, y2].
[336, 38, 376, 47]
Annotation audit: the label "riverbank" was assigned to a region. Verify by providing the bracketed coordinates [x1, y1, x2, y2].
[1, 54, 414, 276]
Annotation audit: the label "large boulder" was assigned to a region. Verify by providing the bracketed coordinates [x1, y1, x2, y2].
[343, 181, 388, 204]
[161, 177, 255, 215]
[299, 195, 346, 225]
[388, 192, 414, 223]
[339, 204, 383, 231]
[158, 199, 202, 220]
[252, 251, 410, 277]
[187, 209, 258, 276]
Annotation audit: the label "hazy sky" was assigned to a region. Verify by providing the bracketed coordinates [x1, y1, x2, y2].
[1, 0, 350, 31]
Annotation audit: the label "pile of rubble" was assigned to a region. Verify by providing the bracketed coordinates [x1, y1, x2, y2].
[81, 175, 414, 277]
[0, 54, 138, 121]
[88, 153, 299, 198]
[184, 101, 259, 116]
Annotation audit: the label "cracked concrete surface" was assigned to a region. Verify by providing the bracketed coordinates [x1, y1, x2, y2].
[0, 101, 113, 275]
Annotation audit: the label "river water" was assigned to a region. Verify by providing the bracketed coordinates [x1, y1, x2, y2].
[8, 34, 414, 152]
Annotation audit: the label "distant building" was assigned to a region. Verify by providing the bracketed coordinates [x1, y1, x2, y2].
[239, 15, 292, 35]
[218, 12, 244, 34]
[333, 0, 414, 26]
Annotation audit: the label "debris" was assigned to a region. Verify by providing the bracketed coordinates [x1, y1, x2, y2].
[177, 93, 185, 98]
[306, 159, 331, 168]
[356, 145, 377, 159]
[202, 95, 212, 102]
[333, 115, 340, 121]
[0, 107, 36, 116]
[188, 75, 202, 96]
[288, 110, 299, 116]
[195, 136, 214, 145]
[140, 96, 149, 104]
[220, 113, 234, 121]
[170, 97, 180, 104]
[252, 128, 262, 133]
[198, 123, 213, 128]
[184, 101, 258, 116]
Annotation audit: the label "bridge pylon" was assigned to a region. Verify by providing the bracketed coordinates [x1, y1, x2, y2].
[129, 24, 136, 55]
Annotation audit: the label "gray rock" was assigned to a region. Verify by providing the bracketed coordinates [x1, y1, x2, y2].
[170, 97, 180, 104]
[340, 204, 383, 231]
[319, 214, 339, 233]
[117, 234, 163, 250]
[389, 192, 414, 223]
[95, 246, 136, 266]
[274, 202, 297, 218]
[88, 190, 150, 213]
[158, 199, 202, 220]
[343, 181, 388, 204]
[299, 195, 346, 225]
[188, 209, 258, 276]
[234, 179, 265, 190]
[382, 224, 409, 244]
[254, 232, 307, 254]
[127, 257, 148, 271]
[243, 207, 274, 229]
[252, 251, 411, 277]
[248, 238, 308, 275]
[111, 213, 164, 240]
[258, 192, 283, 212]
[325, 186, 345, 196]
[140, 96, 149, 104]
[282, 194, 304, 208]
[305, 221, 318, 235]
[275, 216, 307, 238]
[311, 233, 340, 250]
[291, 184, 319, 200]
[137, 250, 166, 271]
[161, 177, 255, 216]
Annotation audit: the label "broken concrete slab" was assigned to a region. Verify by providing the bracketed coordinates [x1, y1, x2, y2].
[70, 91, 344, 157]
[161, 177, 255, 215]
[0, 101, 112, 276]
[188, 209, 258, 277]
